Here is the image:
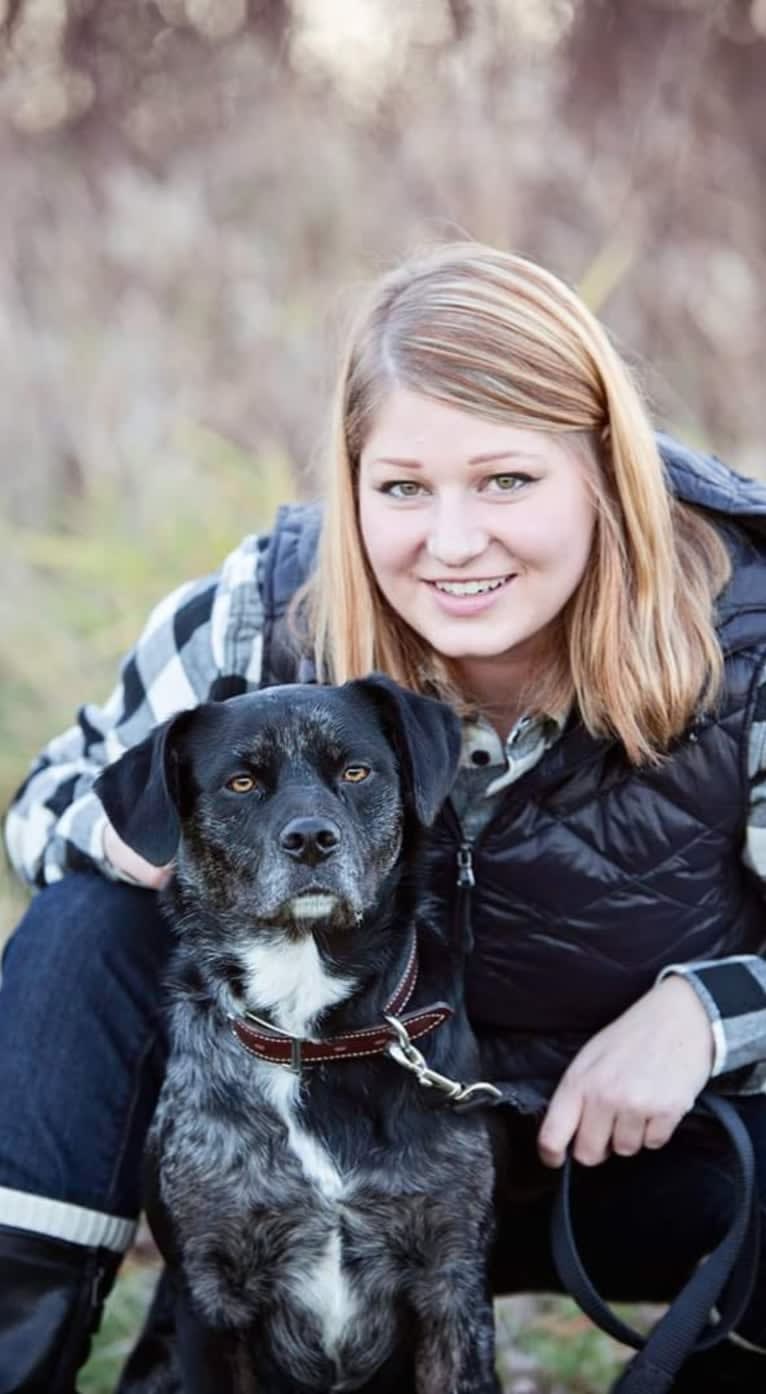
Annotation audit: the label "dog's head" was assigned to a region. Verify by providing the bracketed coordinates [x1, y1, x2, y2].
[95, 676, 461, 935]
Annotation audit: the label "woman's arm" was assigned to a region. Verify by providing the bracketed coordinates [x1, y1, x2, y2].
[538, 657, 766, 1166]
[4, 534, 264, 889]
[654, 661, 766, 1086]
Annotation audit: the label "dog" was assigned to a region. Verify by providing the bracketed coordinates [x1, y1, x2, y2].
[97, 676, 501, 1394]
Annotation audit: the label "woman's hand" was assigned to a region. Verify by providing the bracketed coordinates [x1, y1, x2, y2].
[537, 976, 715, 1168]
[103, 820, 174, 890]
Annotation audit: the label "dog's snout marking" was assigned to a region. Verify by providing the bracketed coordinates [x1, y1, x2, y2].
[279, 816, 342, 865]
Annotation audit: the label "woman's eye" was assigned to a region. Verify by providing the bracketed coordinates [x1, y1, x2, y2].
[485, 472, 533, 493]
[380, 480, 426, 499]
[226, 774, 257, 794]
[342, 765, 371, 783]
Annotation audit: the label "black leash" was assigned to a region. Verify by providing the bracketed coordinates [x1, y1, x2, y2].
[550, 1092, 761, 1393]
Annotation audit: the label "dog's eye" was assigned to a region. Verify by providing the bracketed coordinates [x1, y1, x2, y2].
[342, 765, 370, 783]
[226, 774, 257, 794]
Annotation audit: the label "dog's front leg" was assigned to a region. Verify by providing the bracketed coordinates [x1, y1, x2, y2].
[174, 1298, 268, 1394]
[411, 1278, 500, 1394]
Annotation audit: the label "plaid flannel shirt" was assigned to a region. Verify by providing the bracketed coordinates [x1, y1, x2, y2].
[5, 533, 766, 1091]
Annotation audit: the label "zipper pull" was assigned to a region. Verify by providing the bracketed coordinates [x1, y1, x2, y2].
[456, 842, 475, 888]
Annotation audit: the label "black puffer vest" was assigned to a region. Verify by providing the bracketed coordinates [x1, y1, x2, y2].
[254, 437, 766, 1091]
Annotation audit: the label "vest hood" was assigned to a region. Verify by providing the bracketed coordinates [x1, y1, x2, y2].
[658, 435, 766, 655]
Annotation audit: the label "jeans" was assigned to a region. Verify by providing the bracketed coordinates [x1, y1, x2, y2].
[1, 872, 765, 1348]
[0, 873, 171, 1242]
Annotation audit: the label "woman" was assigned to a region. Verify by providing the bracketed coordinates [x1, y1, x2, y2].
[3, 242, 766, 1392]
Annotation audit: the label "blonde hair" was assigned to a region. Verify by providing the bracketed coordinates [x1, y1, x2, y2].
[299, 242, 730, 764]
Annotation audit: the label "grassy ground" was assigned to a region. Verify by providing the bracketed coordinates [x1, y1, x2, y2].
[80, 1243, 649, 1394]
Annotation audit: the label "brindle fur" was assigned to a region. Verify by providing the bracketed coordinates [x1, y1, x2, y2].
[98, 678, 499, 1394]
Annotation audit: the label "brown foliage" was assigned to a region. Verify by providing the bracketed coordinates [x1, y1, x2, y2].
[1, 0, 765, 527]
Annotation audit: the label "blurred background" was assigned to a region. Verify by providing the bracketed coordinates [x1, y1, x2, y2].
[0, 2, 763, 1386]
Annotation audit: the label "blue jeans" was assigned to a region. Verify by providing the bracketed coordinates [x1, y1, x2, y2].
[0, 873, 170, 1247]
[1, 872, 765, 1348]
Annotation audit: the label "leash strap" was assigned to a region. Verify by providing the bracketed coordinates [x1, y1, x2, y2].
[550, 1092, 760, 1394]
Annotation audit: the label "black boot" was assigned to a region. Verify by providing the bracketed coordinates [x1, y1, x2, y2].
[670, 1336, 766, 1392]
[0, 1225, 121, 1394]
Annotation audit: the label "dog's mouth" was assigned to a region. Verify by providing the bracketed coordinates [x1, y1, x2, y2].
[287, 891, 339, 922]
[261, 886, 361, 934]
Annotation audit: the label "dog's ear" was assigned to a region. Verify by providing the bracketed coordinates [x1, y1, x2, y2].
[94, 709, 195, 866]
[351, 674, 463, 826]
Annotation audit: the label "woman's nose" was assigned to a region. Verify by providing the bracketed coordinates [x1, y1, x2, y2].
[426, 504, 489, 567]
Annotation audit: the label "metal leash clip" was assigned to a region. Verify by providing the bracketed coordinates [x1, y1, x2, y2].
[384, 1014, 502, 1108]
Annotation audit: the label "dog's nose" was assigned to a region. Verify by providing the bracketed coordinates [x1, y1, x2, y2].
[279, 817, 341, 864]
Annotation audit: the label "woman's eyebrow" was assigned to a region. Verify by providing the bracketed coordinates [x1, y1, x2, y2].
[369, 449, 537, 469]
[469, 450, 539, 465]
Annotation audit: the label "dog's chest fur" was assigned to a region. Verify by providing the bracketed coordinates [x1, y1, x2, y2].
[233, 934, 361, 1358]
[150, 930, 492, 1390]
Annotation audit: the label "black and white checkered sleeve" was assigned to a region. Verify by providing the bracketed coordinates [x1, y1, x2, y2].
[4, 534, 265, 889]
[658, 656, 766, 1093]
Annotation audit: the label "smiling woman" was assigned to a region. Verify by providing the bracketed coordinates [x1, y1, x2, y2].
[4, 241, 766, 1393]
[357, 390, 596, 732]
[307, 244, 730, 763]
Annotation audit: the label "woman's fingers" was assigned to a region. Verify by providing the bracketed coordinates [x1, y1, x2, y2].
[610, 1108, 648, 1158]
[643, 1108, 683, 1150]
[570, 1095, 617, 1166]
[539, 1083, 686, 1168]
[537, 1079, 626, 1167]
[537, 1078, 584, 1168]
[541, 1092, 670, 1167]
[103, 820, 174, 888]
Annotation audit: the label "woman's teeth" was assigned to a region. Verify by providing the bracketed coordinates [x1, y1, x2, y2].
[432, 576, 511, 596]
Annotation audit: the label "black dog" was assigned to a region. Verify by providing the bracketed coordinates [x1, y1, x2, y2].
[97, 677, 500, 1394]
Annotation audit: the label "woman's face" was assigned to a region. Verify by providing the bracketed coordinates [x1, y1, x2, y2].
[358, 388, 597, 673]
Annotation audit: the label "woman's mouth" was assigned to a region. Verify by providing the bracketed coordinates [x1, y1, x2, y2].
[423, 573, 515, 614]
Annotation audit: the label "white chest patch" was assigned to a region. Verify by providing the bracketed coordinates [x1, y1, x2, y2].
[294, 1226, 360, 1363]
[255, 1064, 347, 1199]
[239, 934, 359, 1358]
[250, 1054, 359, 1357]
[240, 933, 355, 1039]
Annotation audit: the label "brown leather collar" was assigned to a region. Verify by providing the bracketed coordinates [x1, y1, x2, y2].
[230, 932, 453, 1071]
